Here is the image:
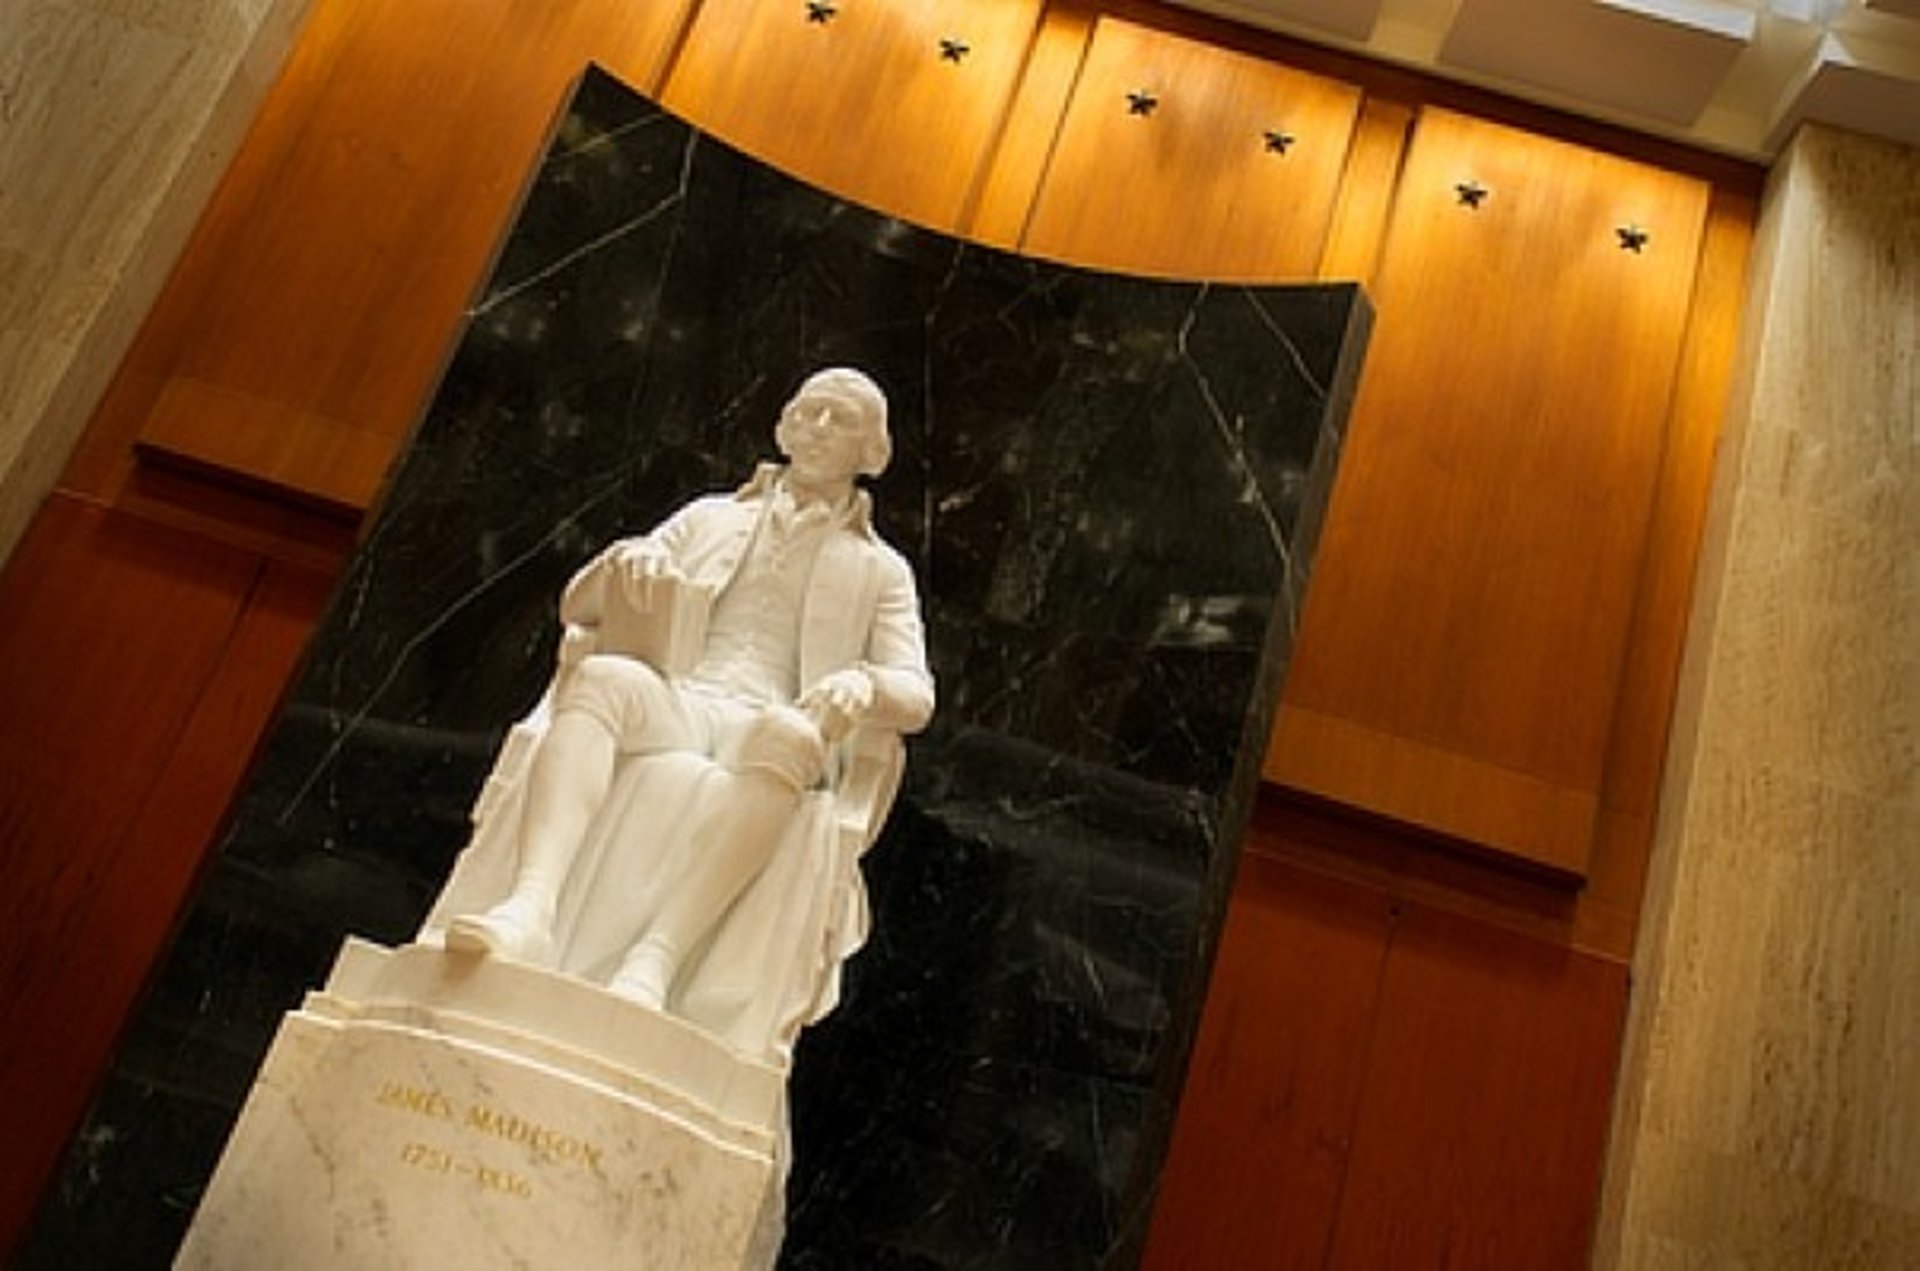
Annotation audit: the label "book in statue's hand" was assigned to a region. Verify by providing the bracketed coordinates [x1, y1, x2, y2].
[595, 568, 714, 680]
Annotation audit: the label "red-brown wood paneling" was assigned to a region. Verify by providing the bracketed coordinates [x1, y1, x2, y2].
[0, 498, 258, 1008]
[1328, 902, 1629, 1269]
[0, 497, 334, 1248]
[1143, 854, 1392, 1269]
[1148, 797, 1632, 1270]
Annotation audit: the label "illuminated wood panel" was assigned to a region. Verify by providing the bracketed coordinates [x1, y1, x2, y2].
[125, 0, 694, 511]
[1572, 187, 1756, 954]
[1022, 16, 1362, 279]
[966, 4, 1099, 249]
[139, 375, 393, 517]
[663, 0, 1043, 234]
[1270, 107, 1711, 877]
[1316, 96, 1413, 285]
[1598, 187, 1754, 825]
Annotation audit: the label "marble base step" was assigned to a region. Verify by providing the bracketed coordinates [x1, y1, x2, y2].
[177, 939, 789, 1269]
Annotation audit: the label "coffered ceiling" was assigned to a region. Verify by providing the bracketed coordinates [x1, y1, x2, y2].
[1166, 0, 1920, 158]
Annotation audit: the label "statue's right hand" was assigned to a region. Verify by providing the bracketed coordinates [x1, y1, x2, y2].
[611, 542, 678, 611]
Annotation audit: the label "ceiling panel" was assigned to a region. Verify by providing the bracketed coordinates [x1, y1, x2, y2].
[1767, 29, 1920, 149]
[1167, 0, 1920, 159]
[1441, 0, 1754, 124]
[1187, 0, 1384, 40]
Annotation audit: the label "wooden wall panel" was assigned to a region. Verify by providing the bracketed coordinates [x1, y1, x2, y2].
[1270, 107, 1711, 877]
[1574, 187, 1757, 956]
[1256, 192, 1754, 966]
[1021, 16, 1361, 278]
[1146, 799, 1637, 1269]
[663, 0, 1043, 236]
[967, 3, 1099, 249]
[1314, 96, 1413, 285]
[121, 0, 694, 511]
[0, 498, 255, 1012]
[1142, 855, 1391, 1269]
[0, 498, 336, 1247]
[1327, 902, 1629, 1269]
[1595, 187, 1755, 827]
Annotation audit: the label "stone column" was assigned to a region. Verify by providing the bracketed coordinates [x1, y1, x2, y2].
[1598, 124, 1920, 1267]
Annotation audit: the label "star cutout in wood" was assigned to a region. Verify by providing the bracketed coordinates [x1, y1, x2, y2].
[1263, 129, 1296, 155]
[1616, 223, 1650, 253]
[1126, 89, 1159, 117]
[805, 0, 837, 25]
[1455, 179, 1489, 209]
[939, 37, 969, 63]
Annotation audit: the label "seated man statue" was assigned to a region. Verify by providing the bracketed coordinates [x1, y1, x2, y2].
[443, 367, 934, 1019]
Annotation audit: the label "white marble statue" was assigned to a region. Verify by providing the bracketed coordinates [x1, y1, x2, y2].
[184, 374, 932, 1266]
[420, 367, 934, 1059]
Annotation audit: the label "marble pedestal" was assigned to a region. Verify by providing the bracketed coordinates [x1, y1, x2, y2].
[177, 940, 789, 1269]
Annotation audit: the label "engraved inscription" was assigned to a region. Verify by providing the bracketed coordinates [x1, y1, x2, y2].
[399, 1140, 535, 1199]
[373, 1079, 606, 1196]
[376, 1081, 457, 1121]
[400, 1140, 455, 1172]
[465, 1103, 604, 1171]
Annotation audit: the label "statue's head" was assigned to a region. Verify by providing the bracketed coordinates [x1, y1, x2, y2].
[776, 367, 891, 479]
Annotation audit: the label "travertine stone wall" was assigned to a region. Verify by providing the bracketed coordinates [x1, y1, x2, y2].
[1600, 124, 1920, 1267]
[0, 0, 308, 561]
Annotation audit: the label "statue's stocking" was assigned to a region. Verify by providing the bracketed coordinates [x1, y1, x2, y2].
[511, 710, 620, 914]
[612, 767, 799, 1007]
[448, 710, 618, 961]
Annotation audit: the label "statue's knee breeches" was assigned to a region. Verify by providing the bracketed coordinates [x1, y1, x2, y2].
[553, 654, 686, 749]
[554, 656, 822, 786]
[727, 705, 827, 792]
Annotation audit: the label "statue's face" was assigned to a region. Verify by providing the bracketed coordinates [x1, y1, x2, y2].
[779, 390, 873, 485]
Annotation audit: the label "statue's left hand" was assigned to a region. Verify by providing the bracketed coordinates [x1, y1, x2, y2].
[611, 541, 680, 611]
[798, 668, 875, 743]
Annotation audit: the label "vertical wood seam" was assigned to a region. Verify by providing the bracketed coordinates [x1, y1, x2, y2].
[953, 3, 1054, 237]
[1315, 94, 1414, 286]
[1316, 892, 1402, 1268]
[650, 0, 707, 96]
[1008, 4, 1099, 253]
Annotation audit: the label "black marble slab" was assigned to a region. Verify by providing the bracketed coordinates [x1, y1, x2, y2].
[24, 65, 1368, 1269]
